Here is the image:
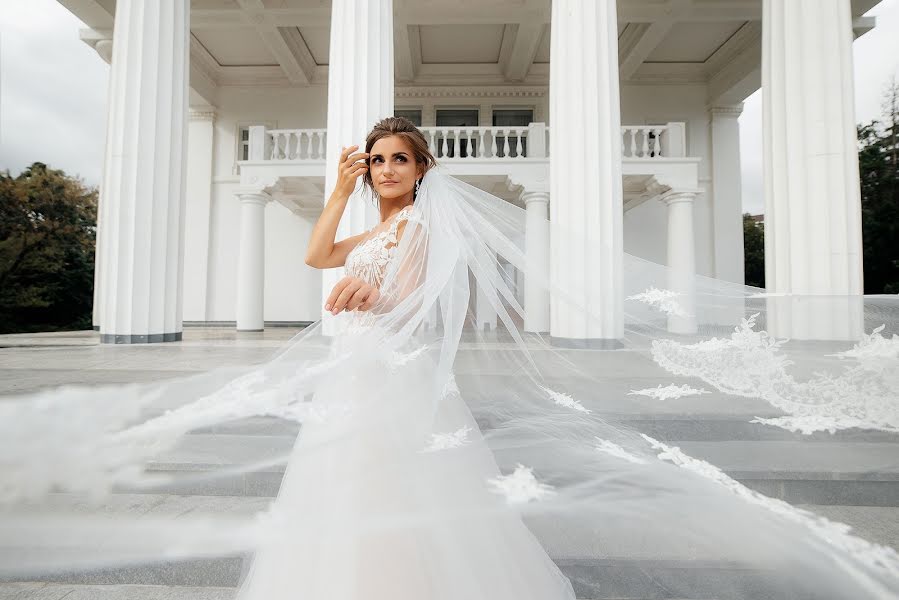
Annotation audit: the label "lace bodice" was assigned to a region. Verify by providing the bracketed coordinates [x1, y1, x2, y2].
[344, 205, 413, 288]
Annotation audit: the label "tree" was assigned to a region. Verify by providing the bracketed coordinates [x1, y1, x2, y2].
[0, 163, 98, 333]
[743, 214, 765, 289]
[857, 78, 899, 294]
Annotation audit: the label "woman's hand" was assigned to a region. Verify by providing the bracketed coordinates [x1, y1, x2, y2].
[325, 276, 381, 315]
[334, 145, 369, 199]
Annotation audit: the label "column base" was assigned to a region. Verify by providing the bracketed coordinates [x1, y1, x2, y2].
[237, 328, 265, 333]
[100, 332, 183, 344]
[550, 337, 625, 350]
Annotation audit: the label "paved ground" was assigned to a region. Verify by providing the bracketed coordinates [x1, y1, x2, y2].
[0, 328, 299, 396]
[0, 327, 896, 599]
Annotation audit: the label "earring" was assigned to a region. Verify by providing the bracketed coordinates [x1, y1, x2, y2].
[414, 178, 421, 195]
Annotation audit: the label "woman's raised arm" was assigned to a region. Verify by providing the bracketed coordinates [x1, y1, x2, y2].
[304, 145, 369, 269]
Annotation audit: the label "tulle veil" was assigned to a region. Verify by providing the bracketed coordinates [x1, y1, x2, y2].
[1, 166, 898, 599]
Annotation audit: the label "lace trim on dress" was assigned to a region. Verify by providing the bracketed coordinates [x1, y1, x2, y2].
[344, 204, 414, 289]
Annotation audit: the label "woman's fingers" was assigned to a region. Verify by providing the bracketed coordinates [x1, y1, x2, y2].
[325, 276, 351, 311]
[331, 279, 363, 314]
[339, 145, 358, 163]
[345, 286, 371, 311]
[357, 288, 380, 312]
[344, 151, 369, 165]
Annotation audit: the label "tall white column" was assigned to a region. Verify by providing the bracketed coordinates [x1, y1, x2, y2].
[90, 36, 114, 332]
[97, 0, 189, 344]
[523, 190, 550, 333]
[709, 105, 745, 285]
[662, 191, 699, 334]
[236, 191, 271, 332]
[182, 108, 216, 322]
[762, 0, 864, 339]
[322, 0, 394, 330]
[549, 0, 623, 346]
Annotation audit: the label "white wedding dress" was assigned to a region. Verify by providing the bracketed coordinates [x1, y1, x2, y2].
[236, 205, 577, 599]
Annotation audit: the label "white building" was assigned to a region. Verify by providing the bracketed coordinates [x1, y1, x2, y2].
[59, 0, 880, 343]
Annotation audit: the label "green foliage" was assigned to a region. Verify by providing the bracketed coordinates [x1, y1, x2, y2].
[0, 163, 98, 334]
[743, 214, 765, 289]
[858, 79, 899, 294]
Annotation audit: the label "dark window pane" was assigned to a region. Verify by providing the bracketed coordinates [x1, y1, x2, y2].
[436, 109, 479, 158]
[395, 109, 422, 126]
[492, 110, 533, 158]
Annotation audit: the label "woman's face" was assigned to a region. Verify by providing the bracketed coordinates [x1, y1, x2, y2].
[369, 135, 423, 201]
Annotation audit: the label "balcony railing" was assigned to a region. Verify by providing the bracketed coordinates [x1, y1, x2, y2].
[245, 122, 686, 163]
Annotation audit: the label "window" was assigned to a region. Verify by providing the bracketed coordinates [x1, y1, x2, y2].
[492, 109, 533, 157]
[436, 108, 479, 158]
[238, 126, 251, 161]
[395, 109, 423, 126]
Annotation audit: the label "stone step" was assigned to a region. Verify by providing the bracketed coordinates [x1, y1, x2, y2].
[2, 496, 895, 599]
[0, 582, 710, 600]
[132, 434, 899, 505]
[0, 559, 869, 599]
[0, 583, 234, 600]
[191, 415, 899, 443]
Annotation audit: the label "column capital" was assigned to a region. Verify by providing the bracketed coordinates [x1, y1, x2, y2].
[521, 190, 550, 206]
[236, 189, 273, 206]
[189, 108, 217, 122]
[660, 189, 701, 205]
[709, 104, 745, 119]
[79, 28, 113, 63]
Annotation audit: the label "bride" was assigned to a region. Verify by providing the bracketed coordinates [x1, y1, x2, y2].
[1, 118, 897, 600]
[236, 116, 577, 599]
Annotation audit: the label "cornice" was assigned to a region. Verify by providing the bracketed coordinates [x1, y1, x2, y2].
[396, 86, 547, 99]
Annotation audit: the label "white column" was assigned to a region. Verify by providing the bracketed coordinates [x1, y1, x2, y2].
[89, 35, 114, 332]
[549, 0, 623, 346]
[182, 108, 216, 322]
[762, 0, 864, 339]
[662, 191, 699, 334]
[236, 191, 271, 332]
[322, 0, 394, 330]
[97, 0, 189, 344]
[709, 105, 745, 284]
[523, 190, 550, 333]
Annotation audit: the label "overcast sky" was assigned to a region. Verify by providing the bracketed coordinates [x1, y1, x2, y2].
[1, 0, 898, 215]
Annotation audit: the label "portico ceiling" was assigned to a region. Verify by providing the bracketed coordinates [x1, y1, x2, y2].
[61, 0, 884, 105]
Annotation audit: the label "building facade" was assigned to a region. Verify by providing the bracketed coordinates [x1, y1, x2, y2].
[59, 0, 880, 342]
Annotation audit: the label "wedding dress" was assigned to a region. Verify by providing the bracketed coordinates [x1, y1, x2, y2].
[236, 203, 576, 599]
[1, 167, 897, 600]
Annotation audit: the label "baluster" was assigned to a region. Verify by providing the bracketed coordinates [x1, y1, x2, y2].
[501, 128, 510, 159]
[475, 128, 484, 158]
[629, 129, 637, 158]
[313, 131, 321, 159]
[654, 128, 663, 157]
[641, 128, 650, 157]
[490, 129, 498, 158]
[288, 132, 296, 160]
[437, 132, 445, 158]
[300, 132, 308, 160]
[515, 128, 524, 158]
[280, 133, 288, 159]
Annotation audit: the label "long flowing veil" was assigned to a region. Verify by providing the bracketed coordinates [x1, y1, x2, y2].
[1, 166, 898, 599]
